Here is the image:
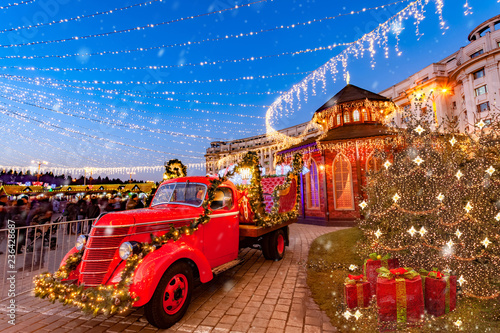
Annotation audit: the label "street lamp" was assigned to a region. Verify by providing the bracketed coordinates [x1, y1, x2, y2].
[31, 160, 48, 183]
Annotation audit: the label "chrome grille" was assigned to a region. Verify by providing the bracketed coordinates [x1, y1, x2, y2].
[79, 226, 130, 286]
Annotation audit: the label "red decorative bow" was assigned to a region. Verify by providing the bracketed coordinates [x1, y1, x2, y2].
[390, 267, 408, 275]
[348, 274, 364, 281]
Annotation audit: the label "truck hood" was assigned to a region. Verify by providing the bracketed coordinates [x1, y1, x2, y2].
[94, 204, 204, 228]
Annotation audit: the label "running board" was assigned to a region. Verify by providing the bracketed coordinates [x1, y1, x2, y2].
[212, 258, 244, 275]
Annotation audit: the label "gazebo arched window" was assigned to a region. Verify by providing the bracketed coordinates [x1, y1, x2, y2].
[371, 110, 377, 122]
[333, 154, 354, 210]
[306, 160, 320, 209]
[329, 115, 334, 128]
[336, 113, 341, 125]
[353, 109, 360, 122]
[362, 109, 368, 121]
[366, 152, 382, 173]
[343, 112, 350, 123]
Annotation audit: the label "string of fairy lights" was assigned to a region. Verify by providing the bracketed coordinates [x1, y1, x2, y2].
[0, 0, 484, 179]
[0, 0, 272, 48]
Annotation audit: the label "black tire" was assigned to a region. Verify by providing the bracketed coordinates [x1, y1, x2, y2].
[262, 228, 286, 261]
[144, 261, 194, 329]
[261, 233, 272, 260]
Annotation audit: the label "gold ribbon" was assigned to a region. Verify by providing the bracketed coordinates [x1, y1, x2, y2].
[444, 276, 451, 313]
[357, 283, 364, 307]
[395, 277, 407, 323]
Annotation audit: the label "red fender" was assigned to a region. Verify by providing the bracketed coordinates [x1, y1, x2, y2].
[110, 241, 213, 307]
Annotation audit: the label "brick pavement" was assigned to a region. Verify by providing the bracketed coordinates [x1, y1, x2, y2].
[0, 223, 344, 332]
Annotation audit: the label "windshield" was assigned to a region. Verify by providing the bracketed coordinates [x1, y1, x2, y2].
[151, 182, 207, 207]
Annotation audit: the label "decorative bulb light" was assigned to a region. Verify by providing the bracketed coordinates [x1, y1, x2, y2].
[495, 212, 500, 221]
[383, 160, 392, 169]
[446, 239, 454, 248]
[413, 156, 424, 166]
[486, 166, 495, 176]
[449, 137, 457, 146]
[353, 310, 362, 320]
[374, 229, 382, 239]
[414, 125, 425, 135]
[343, 310, 352, 320]
[349, 264, 358, 271]
[476, 119, 486, 129]
[454, 320, 462, 327]
[464, 201, 472, 213]
[418, 227, 427, 237]
[455, 170, 463, 180]
[408, 226, 417, 236]
[437, 193, 444, 201]
[359, 200, 367, 209]
[458, 275, 466, 286]
[455, 229, 462, 239]
[392, 193, 400, 203]
[481, 237, 491, 248]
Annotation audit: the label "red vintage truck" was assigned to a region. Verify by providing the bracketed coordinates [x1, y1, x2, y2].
[49, 175, 298, 328]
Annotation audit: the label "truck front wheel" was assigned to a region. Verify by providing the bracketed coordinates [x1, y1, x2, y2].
[145, 261, 193, 329]
[262, 228, 286, 261]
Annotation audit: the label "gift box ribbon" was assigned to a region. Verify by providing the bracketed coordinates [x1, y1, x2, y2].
[363, 253, 391, 279]
[419, 268, 452, 314]
[345, 274, 365, 307]
[377, 267, 419, 323]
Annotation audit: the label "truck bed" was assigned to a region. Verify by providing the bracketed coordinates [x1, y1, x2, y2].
[238, 218, 297, 238]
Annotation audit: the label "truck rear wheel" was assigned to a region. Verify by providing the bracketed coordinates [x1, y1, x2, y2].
[262, 228, 286, 261]
[145, 261, 193, 329]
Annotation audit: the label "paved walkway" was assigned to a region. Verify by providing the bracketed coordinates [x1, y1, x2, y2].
[0, 223, 344, 333]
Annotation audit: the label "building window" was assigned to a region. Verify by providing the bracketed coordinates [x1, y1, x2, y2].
[337, 114, 341, 125]
[473, 68, 485, 80]
[362, 109, 368, 121]
[306, 160, 320, 209]
[470, 49, 484, 59]
[477, 101, 490, 113]
[474, 85, 487, 96]
[366, 153, 382, 173]
[344, 112, 350, 123]
[353, 109, 360, 122]
[333, 154, 354, 210]
[371, 111, 377, 122]
[329, 115, 334, 128]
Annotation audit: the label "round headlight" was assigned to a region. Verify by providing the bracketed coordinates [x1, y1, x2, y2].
[75, 235, 87, 251]
[119, 242, 134, 260]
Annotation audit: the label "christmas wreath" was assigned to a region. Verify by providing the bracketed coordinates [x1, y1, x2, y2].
[163, 159, 187, 180]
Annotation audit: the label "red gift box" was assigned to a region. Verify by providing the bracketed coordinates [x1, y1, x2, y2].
[344, 274, 371, 309]
[363, 253, 399, 297]
[376, 268, 424, 326]
[420, 270, 457, 317]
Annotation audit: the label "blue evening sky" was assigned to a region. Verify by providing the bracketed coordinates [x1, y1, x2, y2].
[0, 0, 498, 181]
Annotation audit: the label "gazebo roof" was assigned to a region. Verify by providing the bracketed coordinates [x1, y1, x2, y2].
[315, 84, 390, 113]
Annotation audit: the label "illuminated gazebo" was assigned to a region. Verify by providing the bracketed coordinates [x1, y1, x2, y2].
[277, 84, 397, 223]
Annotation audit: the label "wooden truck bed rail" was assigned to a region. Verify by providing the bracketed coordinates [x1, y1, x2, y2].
[238, 218, 297, 238]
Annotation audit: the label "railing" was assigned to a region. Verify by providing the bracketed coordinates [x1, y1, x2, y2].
[0, 218, 95, 300]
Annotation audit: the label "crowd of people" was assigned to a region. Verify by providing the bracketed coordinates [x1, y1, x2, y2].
[0, 193, 147, 260]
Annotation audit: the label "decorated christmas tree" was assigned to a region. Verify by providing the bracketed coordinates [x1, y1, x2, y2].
[358, 102, 500, 304]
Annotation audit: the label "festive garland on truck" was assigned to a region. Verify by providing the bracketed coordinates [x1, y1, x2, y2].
[34, 152, 303, 315]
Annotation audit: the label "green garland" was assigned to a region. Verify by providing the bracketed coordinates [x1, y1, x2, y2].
[163, 159, 187, 180]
